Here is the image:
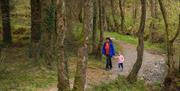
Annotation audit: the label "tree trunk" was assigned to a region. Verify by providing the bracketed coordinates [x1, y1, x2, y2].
[73, 0, 93, 91]
[154, 0, 159, 19]
[92, 0, 97, 54]
[119, 0, 125, 33]
[110, 0, 119, 32]
[132, 0, 138, 25]
[96, 0, 104, 61]
[78, 0, 83, 23]
[56, 0, 70, 91]
[0, 0, 12, 44]
[149, 0, 158, 42]
[31, 0, 41, 43]
[39, 0, 56, 67]
[127, 0, 146, 83]
[158, 0, 180, 90]
[65, 0, 75, 44]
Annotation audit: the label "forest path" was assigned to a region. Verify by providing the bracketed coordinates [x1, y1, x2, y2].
[38, 39, 167, 91]
[109, 40, 167, 84]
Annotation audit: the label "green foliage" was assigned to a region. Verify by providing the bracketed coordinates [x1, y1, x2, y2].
[89, 76, 149, 91]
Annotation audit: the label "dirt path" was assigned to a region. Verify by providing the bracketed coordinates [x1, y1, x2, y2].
[38, 40, 167, 91]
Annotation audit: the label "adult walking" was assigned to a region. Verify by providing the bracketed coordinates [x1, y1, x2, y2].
[102, 37, 115, 70]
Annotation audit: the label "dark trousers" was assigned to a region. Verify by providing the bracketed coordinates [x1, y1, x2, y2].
[106, 55, 112, 69]
[118, 63, 123, 69]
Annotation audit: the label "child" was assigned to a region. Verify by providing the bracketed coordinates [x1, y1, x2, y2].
[114, 52, 124, 71]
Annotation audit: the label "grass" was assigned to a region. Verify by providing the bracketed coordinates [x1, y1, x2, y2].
[88, 76, 150, 91]
[0, 47, 57, 91]
[0, 62, 57, 91]
[0, 47, 107, 91]
[105, 32, 166, 54]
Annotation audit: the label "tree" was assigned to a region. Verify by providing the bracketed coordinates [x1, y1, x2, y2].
[78, 0, 83, 23]
[56, 0, 70, 91]
[158, 0, 180, 90]
[31, 0, 41, 42]
[73, 0, 93, 90]
[119, 0, 125, 32]
[110, 0, 119, 32]
[132, 0, 138, 25]
[92, 0, 98, 54]
[0, 0, 12, 44]
[127, 0, 146, 83]
[149, 0, 158, 42]
[39, 0, 56, 67]
[96, 0, 104, 60]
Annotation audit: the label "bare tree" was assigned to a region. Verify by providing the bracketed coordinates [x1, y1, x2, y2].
[0, 0, 12, 44]
[158, 0, 180, 90]
[127, 0, 146, 83]
[73, 0, 93, 90]
[56, 0, 70, 91]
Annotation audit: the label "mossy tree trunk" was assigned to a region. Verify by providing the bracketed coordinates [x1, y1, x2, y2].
[56, 0, 70, 91]
[158, 0, 180, 90]
[73, 0, 93, 91]
[0, 0, 12, 44]
[127, 0, 146, 83]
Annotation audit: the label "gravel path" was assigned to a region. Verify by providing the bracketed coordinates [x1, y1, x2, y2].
[110, 40, 167, 84]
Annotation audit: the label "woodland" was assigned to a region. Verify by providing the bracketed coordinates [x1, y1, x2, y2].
[0, 0, 179, 91]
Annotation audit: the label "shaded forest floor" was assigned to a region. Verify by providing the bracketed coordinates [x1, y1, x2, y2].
[0, 33, 169, 91]
[37, 34, 168, 91]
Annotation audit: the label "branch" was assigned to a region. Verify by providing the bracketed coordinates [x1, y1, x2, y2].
[170, 14, 180, 43]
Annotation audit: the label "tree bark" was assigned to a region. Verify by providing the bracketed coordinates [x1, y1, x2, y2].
[132, 0, 138, 25]
[31, 0, 41, 43]
[119, 0, 125, 32]
[110, 0, 119, 32]
[149, 0, 158, 42]
[39, 0, 56, 67]
[92, 0, 97, 54]
[73, 0, 93, 91]
[0, 0, 12, 44]
[158, 0, 180, 90]
[127, 0, 146, 83]
[78, 0, 83, 23]
[56, 0, 70, 91]
[96, 0, 104, 60]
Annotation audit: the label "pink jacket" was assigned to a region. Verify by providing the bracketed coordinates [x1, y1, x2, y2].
[118, 55, 124, 63]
